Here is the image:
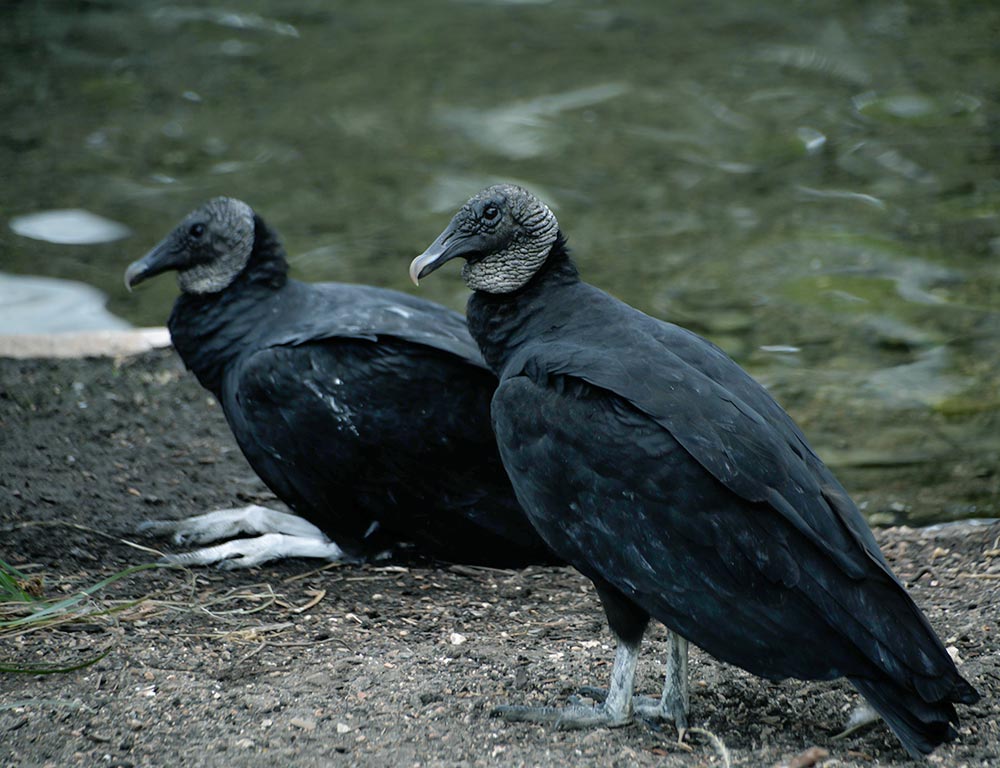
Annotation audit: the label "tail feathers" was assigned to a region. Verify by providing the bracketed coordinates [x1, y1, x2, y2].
[949, 673, 980, 706]
[912, 669, 981, 707]
[850, 674, 978, 758]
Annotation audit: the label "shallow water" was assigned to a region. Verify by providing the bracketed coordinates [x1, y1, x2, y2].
[1, 1, 997, 524]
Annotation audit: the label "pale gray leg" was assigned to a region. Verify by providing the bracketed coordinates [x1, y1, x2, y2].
[582, 631, 689, 731]
[493, 635, 640, 728]
[139, 505, 350, 568]
[655, 632, 689, 730]
[833, 703, 880, 741]
[138, 504, 326, 544]
[160, 532, 349, 569]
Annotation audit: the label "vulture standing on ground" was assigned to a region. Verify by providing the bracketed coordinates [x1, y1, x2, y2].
[124, 196, 557, 569]
[409, 183, 979, 757]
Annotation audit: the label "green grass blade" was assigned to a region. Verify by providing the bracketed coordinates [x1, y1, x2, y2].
[0, 563, 163, 630]
[0, 558, 33, 602]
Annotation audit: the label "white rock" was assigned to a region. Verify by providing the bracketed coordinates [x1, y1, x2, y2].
[10, 209, 131, 244]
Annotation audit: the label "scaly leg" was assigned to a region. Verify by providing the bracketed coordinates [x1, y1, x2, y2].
[139, 505, 349, 568]
[138, 504, 326, 544]
[493, 635, 641, 728]
[160, 532, 350, 569]
[657, 632, 689, 730]
[581, 631, 689, 731]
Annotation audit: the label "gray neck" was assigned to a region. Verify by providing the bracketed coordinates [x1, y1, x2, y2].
[462, 193, 559, 294]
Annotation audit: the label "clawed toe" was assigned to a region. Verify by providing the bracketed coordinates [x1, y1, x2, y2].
[633, 697, 688, 731]
[144, 531, 349, 568]
[572, 688, 686, 731]
[491, 703, 632, 729]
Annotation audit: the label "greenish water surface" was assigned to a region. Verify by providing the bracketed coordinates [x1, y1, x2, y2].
[2, 0, 998, 525]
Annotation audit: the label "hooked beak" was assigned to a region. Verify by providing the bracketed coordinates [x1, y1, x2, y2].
[409, 227, 488, 286]
[124, 239, 181, 291]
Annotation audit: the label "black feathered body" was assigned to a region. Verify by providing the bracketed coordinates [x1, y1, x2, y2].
[466, 243, 977, 755]
[167, 221, 555, 566]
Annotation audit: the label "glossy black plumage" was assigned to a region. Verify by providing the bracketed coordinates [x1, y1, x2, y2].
[410, 180, 978, 756]
[134, 203, 556, 567]
[466, 243, 978, 754]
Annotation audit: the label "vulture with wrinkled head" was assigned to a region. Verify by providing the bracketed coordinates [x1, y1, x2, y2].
[410, 183, 978, 757]
[124, 196, 558, 570]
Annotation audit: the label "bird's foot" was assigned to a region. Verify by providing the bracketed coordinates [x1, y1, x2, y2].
[138, 504, 326, 545]
[577, 686, 688, 731]
[832, 703, 880, 741]
[496, 637, 643, 730]
[158, 532, 351, 569]
[638, 695, 688, 731]
[491, 702, 633, 729]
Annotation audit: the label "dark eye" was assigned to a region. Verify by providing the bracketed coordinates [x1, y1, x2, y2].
[189, 223, 206, 238]
[482, 205, 500, 222]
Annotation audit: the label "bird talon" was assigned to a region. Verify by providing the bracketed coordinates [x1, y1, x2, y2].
[489, 704, 557, 722]
[490, 702, 632, 729]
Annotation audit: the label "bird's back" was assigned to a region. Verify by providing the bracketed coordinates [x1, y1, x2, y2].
[475, 269, 978, 753]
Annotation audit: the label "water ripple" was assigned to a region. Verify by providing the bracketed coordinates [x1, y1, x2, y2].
[151, 7, 299, 37]
[437, 83, 629, 159]
[0, 273, 130, 334]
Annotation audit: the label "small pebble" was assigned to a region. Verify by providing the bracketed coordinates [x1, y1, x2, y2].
[931, 546, 950, 559]
[290, 717, 316, 732]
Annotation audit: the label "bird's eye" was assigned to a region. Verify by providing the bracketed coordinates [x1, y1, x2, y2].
[482, 205, 500, 222]
[189, 223, 206, 238]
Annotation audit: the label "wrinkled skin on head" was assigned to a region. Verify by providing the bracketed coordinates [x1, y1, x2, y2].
[125, 197, 255, 295]
[410, 184, 559, 294]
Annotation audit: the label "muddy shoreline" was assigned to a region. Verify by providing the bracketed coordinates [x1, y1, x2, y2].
[1, 350, 997, 767]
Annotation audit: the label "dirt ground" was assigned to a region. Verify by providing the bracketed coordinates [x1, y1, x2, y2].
[1, 349, 997, 767]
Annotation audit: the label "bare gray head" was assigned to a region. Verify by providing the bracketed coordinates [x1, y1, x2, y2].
[124, 197, 255, 294]
[409, 184, 559, 294]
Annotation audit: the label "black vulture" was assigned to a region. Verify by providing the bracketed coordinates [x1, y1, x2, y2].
[409, 183, 979, 757]
[124, 197, 557, 569]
